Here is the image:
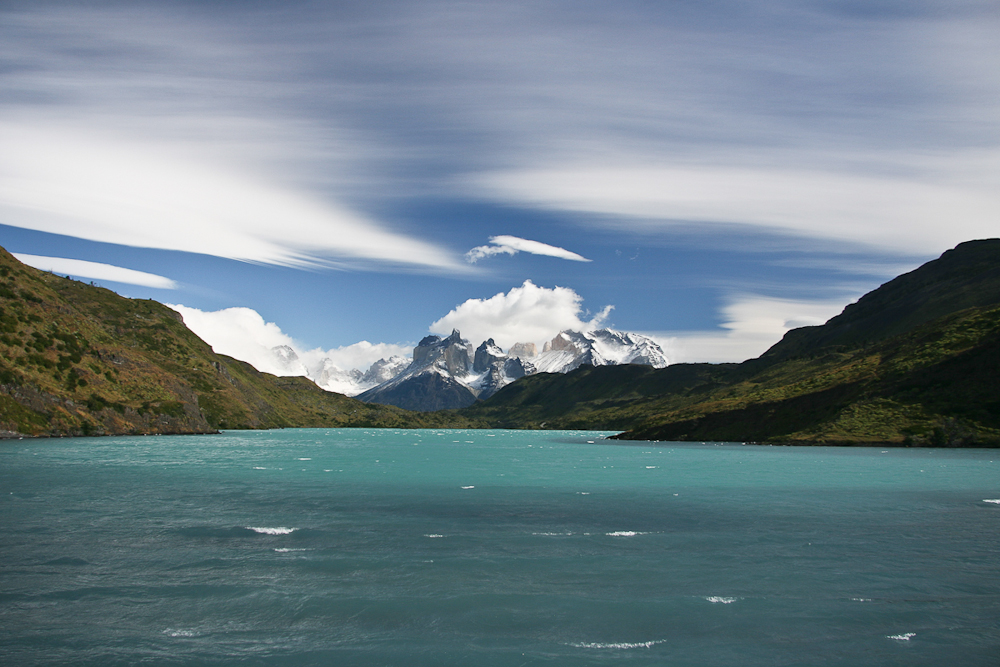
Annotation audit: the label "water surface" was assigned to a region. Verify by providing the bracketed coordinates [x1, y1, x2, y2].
[2, 429, 999, 665]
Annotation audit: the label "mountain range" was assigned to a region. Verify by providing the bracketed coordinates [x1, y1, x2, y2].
[355, 328, 669, 411]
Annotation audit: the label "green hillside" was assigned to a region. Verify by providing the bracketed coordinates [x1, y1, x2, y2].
[459, 240, 1000, 446]
[0, 248, 463, 437]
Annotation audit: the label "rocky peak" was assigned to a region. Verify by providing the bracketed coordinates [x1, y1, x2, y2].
[412, 329, 472, 375]
[473, 338, 506, 373]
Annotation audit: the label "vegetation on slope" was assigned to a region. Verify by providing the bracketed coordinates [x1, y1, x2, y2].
[458, 240, 1000, 446]
[0, 248, 465, 437]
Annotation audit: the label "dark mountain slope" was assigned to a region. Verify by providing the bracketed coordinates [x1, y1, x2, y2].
[756, 239, 1000, 364]
[0, 248, 463, 437]
[457, 240, 1000, 445]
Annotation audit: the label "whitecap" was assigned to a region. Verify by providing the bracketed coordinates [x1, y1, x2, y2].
[252, 467, 266, 470]
[983, 499, 1000, 504]
[461, 485, 475, 489]
[887, 633, 915, 641]
[645, 466, 658, 469]
[533, 532, 574, 536]
[705, 596, 737, 604]
[425, 534, 445, 538]
[246, 526, 296, 535]
[607, 531, 650, 537]
[296, 458, 311, 461]
[273, 548, 310, 552]
[163, 628, 199, 638]
[570, 640, 666, 649]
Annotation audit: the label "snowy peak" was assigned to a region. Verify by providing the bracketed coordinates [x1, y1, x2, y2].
[413, 329, 473, 376]
[473, 338, 506, 372]
[361, 356, 409, 385]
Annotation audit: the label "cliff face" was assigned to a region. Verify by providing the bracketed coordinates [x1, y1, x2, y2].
[0, 247, 459, 437]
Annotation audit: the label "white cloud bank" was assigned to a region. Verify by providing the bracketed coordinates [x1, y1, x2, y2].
[650, 294, 855, 364]
[465, 235, 590, 263]
[429, 280, 612, 350]
[166, 304, 411, 378]
[470, 161, 1000, 255]
[13, 253, 177, 289]
[0, 122, 463, 272]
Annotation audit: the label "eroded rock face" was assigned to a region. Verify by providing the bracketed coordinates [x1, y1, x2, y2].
[412, 330, 472, 375]
[474, 338, 505, 373]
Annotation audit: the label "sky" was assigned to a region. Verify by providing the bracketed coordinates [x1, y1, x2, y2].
[1, 0, 998, 373]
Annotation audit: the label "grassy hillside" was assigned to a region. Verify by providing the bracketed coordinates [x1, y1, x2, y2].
[0, 248, 465, 437]
[459, 240, 1000, 446]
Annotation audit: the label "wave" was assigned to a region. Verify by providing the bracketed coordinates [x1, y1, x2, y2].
[983, 499, 1000, 504]
[705, 596, 738, 604]
[245, 526, 296, 535]
[163, 628, 200, 638]
[570, 640, 666, 649]
[887, 633, 915, 641]
[606, 531, 651, 537]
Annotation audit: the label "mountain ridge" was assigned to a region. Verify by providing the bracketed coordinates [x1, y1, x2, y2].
[456, 239, 1000, 446]
[0, 247, 465, 437]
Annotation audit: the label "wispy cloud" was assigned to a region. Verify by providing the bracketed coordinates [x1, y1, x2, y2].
[469, 160, 1000, 255]
[649, 293, 856, 364]
[14, 253, 177, 289]
[3, 2, 998, 262]
[465, 235, 590, 263]
[0, 122, 464, 272]
[430, 280, 612, 349]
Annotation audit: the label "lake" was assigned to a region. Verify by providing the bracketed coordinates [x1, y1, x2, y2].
[2, 429, 999, 665]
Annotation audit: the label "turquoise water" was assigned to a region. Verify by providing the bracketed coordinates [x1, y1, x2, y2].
[2, 429, 999, 666]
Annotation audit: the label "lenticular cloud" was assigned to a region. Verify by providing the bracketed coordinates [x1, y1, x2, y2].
[465, 235, 590, 263]
[429, 280, 613, 349]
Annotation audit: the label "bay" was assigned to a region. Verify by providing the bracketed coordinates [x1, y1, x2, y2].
[1, 428, 999, 666]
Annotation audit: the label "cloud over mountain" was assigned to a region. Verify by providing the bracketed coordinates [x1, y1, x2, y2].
[167, 304, 411, 379]
[429, 280, 612, 350]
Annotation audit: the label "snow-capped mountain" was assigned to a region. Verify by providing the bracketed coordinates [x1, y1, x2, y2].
[257, 328, 666, 408]
[356, 328, 667, 411]
[532, 329, 669, 373]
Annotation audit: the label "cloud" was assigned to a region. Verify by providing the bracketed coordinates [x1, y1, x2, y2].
[429, 280, 612, 349]
[13, 253, 177, 289]
[465, 235, 590, 263]
[470, 161, 1000, 255]
[649, 294, 855, 364]
[0, 123, 463, 272]
[166, 304, 411, 379]
[4, 2, 998, 264]
[167, 305, 302, 376]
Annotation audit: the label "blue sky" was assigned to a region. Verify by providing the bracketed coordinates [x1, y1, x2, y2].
[1, 1, 997, 370]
